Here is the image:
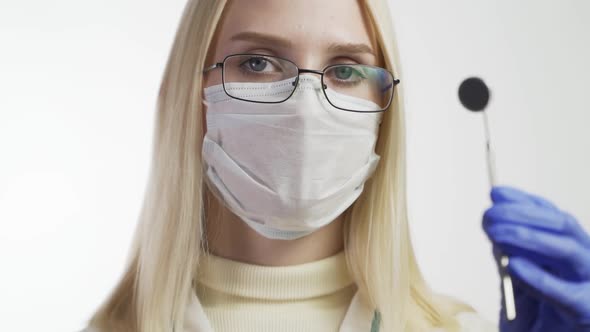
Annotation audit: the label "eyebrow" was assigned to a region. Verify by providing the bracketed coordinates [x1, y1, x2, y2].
[230, 31, 376, 56]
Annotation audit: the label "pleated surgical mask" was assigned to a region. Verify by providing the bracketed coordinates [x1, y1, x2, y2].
[201, 75, 382, 240]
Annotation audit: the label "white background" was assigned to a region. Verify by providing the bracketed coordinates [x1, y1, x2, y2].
[0, 1, 588, 331]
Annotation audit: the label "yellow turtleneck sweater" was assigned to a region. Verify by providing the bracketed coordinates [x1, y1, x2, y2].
[194, 250, 357, 332]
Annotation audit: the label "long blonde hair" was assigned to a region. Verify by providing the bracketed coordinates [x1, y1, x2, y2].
[87, 0, 475, 331]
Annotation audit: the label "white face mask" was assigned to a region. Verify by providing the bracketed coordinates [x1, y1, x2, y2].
[202, 75, 382, 240]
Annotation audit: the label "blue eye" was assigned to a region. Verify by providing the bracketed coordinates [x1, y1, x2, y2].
[246, 57, 268, 72]
[326, 65, 367, 88]
[334, 66, 353, 80]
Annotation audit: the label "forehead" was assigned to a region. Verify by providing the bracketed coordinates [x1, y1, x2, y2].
[210, 0, 379, 63]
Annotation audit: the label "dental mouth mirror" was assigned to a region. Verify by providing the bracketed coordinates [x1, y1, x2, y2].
[458, 77, 517, 321]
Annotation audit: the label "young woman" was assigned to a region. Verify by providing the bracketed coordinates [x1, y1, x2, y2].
[83, 0, 590, 331]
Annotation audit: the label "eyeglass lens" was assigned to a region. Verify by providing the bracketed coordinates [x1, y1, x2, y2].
[221, 54, 394, 112]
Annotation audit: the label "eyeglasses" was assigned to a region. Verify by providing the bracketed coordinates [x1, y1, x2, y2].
[202, 53, 400, 113]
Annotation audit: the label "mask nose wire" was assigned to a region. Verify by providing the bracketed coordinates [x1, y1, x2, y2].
[293, 74, 325, 94]
[288, 74, 336, 114]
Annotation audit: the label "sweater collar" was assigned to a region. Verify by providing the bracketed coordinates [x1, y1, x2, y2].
[195, 250, 354, 301]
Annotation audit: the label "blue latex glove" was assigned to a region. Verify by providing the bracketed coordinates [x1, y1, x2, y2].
[482, 185, 590, 331]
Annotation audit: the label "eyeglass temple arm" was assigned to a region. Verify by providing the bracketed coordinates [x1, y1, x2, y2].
[380, 78, 401, 93]
[203, 63, 223, 73]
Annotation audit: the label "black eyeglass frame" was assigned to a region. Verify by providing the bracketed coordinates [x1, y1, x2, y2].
[202, 53, 401, 113]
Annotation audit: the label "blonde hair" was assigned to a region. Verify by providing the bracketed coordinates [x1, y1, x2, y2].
[86, 0, 475, 331]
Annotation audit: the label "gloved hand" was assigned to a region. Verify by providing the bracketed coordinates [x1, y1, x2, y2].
[482, 185, 590, 331]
